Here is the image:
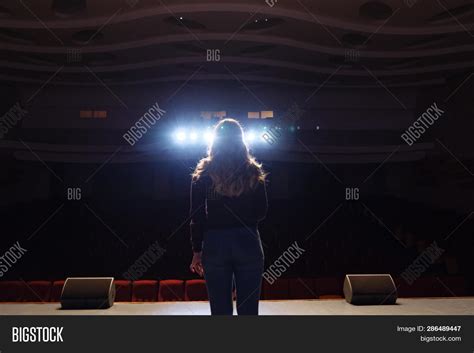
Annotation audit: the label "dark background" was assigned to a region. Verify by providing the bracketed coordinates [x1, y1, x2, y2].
[0, 0, 473, 295]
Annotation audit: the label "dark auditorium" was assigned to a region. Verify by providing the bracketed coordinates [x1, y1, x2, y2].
[0, 1, 473, 350]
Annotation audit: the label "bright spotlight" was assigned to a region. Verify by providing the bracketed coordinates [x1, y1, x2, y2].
[204, 131, 214, 144]
[190, 131, 198, 142]
[245, 131, 256, 143]
[174, 130, 186, 143]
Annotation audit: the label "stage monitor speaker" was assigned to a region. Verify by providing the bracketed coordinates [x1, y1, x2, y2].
[61, 277, 115, 309]
[343, 274, 397, 305]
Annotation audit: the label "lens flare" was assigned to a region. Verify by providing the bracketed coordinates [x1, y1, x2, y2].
[173, 127, 265, 146]
[174, 130, 186, 142]
[189, 131, 198, 142]
[245, 131, 256, 143]
[204, 131, 214, 144]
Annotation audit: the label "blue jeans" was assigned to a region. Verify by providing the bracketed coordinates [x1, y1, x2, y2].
[202, 227, 264, 315]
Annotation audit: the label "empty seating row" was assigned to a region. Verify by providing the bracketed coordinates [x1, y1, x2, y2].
[0, 276, 468, 302]
[0, 280, 197, 303]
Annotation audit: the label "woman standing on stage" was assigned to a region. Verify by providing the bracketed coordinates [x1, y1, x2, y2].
[189, 118, 268, 315]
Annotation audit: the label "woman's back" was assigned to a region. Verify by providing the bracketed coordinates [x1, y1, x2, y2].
[189, 118, 268, 315]
[190, 174, 267, 251]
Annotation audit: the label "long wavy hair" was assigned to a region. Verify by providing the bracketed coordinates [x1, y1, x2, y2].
[192, 118, 266, 197]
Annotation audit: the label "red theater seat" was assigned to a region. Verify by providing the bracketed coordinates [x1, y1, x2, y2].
[132, 280, 158, 302]
[319, 294, 344, 299]
[50, 280, 65, 302]
[114, 280, 132, 302]
[185, 279, 208, 301]
[0, 281, 23, 302]
[314, 277, 343, 297]
[289, 278, 317, 299]
[262, 278, 289, 300]
[158, 280, 184, 301]
[22, 281, 51, 302]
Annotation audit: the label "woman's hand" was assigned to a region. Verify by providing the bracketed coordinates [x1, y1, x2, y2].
[190, 252, 204, 277]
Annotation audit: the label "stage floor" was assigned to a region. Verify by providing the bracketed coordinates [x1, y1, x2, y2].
[1, 298, 473, 315]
